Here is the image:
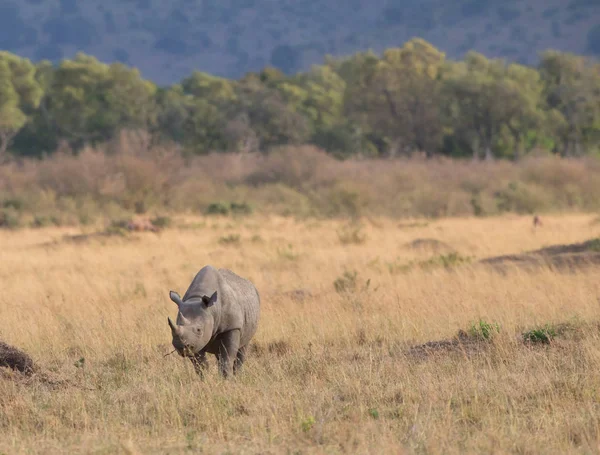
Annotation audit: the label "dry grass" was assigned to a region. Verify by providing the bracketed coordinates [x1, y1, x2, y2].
[1, 213, 600, 454]
[3, 137, 600, 226]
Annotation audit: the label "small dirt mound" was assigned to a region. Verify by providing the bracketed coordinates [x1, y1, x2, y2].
[480, 238, 600, 272]
[530, 238, 600, 256]
[0, 340, 36, 375]
[404, 238, 455, 253]
[406, 330, 489, 359]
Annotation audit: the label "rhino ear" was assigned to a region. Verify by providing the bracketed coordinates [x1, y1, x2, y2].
[169, 290, 183, 306]
[202, 291, 217, 307]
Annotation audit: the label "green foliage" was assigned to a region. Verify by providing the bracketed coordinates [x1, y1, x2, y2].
[337, 223, 367, 245]
[538, 51, 600, 156]
[301, 416, 315, 432]
[206, 202, 230, 215]
[37, 54, 156, 149]
[495, 181, 548, 214]
[468, 320, 501, 340]
[589, 238, 600, 252]
[334, 270, 358, 293]
[523, 325, 558, 344]
[0, 208, 20, 229]
[442, 52, 546, 160]
[31, 214, 61, 228]
[0, 42, 598, 162]
[0, 52, 43, 158]
[205, 201, 253, 216]
[105, 219, 130, 236]
[150, 216, 172, 228]
[230, 202, 253, 215]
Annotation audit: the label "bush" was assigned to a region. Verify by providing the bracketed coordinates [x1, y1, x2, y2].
[31, 215, 61, 228]
[337, 223, 367, 245]
[150, 216, 172, 228]
[230, 202, 253, 215]
[205, 202, 253, 216]
[468, 320, 501, 340]
[334, 270, 358, 293]
[523, 325, 557, 344]
[1, 145, 600, 226]
[0, 208, 21, 229]
[206, 202, 230, 215]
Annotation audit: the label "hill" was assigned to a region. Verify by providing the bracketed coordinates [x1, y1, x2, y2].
[2, 0, 600, 84]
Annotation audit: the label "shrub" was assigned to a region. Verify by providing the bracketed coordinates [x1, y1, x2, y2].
[31, 215, 61, 228]
[150, 216, 172, 228]
[230, 202, 253, 215]
[337, 223, 367, 245]
[334, 270, 358, 293]
[468, 320, 501, 340]
[206, 202, 230, 215]
[0, 208, 21, 229]
[523, 325, 557, 344]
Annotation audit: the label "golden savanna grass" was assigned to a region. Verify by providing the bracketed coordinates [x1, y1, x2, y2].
[1, 213, 600, 454]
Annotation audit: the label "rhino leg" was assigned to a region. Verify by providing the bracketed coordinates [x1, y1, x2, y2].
[233, 345, 246, 374]
[216, 330, 240, 379]
[190, 351, 209, 378]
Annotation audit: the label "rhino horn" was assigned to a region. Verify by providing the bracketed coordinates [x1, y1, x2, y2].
[179, 313, 191, 325]
[167, 317, 181, 336]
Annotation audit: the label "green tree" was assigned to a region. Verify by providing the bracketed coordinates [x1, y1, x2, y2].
[225, 77, 311, 151]
[538, 51, 600, 156]
[0, 52, 43, 159]
[442, 52, 544, 160]
[154, 84, 229, 154]
[343, 39, 446, 157]
[43, 53, 156, 148]
[153, 85, 189, 144]
[181, 71, 236, 103]
[497, 63, 545, 159]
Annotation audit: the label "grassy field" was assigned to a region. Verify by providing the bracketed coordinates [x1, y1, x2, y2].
[1, 213, 600, 454]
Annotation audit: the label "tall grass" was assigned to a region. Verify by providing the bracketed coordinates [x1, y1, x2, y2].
[2, 132, 600, 228]
[1, 214, 600, 453]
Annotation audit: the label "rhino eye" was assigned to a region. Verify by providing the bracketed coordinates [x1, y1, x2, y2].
[195, 327, 202, 333]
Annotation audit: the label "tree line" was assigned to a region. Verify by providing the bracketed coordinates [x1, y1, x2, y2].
[1, 38, 599, 161]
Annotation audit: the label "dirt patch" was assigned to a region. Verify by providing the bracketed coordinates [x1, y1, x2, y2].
[405, 330, 490, 359]
[480, 238, 600, 272]
[0, 367, 80, 390]
[530, 238, 600, 256]
[0, 340, 36, 375]
[0, 340, 88, 390]
[404, 238, 455, 254]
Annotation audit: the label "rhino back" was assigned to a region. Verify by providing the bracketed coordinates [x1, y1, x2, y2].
[218, 268, 261, 347]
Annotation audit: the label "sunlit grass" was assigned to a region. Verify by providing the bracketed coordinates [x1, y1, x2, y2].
[1, 213, 599, 453]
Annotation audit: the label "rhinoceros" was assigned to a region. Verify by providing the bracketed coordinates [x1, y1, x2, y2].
[167, 265, 260, 378]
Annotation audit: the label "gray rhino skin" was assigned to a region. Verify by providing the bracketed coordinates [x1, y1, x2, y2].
[167, 265, 260, 378]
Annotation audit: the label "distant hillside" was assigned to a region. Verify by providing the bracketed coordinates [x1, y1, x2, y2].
[2, 0, 600, 84]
